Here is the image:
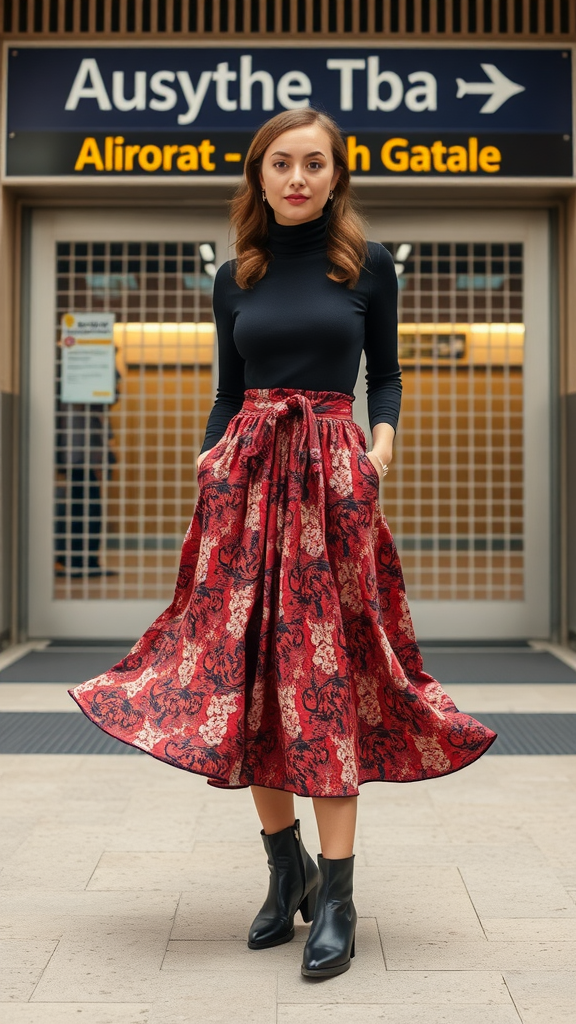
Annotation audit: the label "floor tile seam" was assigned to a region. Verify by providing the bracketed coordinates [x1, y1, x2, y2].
[81, 847, 108, 891]
[374, 916, 388, 970]
[454, 866, 490, 941]
[160, 894, 183, 973]
[1, 1000, 154, 1005]
[166, 938, 268, 943]
[162, 939, 326, 945]
[166, 916, 379, 943]
[277, 968, 517, 975]
[454, 849, 568, 879]
[382, 967, 522, 972]
[0, 886, 101, 893]
[379, 966, 508, 974]
[158, 967, 280, 975]
[446, 938, 576, 943]
[383, 944, 576, 955]
[25, 937, 61, 1004]
[501, 975, 529, 1023]
[274, 1000, 518, 1008]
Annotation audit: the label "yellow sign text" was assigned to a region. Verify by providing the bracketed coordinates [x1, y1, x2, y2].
[381, 137, 501, 174]
[74, 136, 217, 173]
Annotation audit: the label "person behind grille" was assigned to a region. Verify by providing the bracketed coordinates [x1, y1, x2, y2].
[54, 398, 118, 578]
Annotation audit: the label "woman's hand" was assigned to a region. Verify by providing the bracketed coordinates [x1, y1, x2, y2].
[366, 451, 390, 482]
[196, 448, 213, 472]
[368, 422, 395, 482]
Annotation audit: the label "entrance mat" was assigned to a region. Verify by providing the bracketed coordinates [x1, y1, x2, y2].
[0, 650, 134, 683]
[1, 712, 575, 756]
[479, 713, 576, 755]
[2, 648, 575, 685]
[0, 712, 143, 755]
[421, 651, 576, 684]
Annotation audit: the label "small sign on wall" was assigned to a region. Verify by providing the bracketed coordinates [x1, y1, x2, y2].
[60, 312, 116, 404]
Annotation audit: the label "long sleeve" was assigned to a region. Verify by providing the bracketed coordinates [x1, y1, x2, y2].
[199, 242, 402, 455]
[199, 261, 246, 455]
[364, 244, 402, 433]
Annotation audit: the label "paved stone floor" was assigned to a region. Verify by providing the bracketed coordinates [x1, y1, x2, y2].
[1, 645, 576, 1023]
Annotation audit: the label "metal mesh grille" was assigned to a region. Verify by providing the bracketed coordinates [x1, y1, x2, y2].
[53, 240, 216, 600]
[382, 241, 524, 601]
[53, 238, 525, 605]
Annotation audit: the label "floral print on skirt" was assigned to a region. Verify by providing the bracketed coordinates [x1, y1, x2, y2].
[68, 388, 497, 797]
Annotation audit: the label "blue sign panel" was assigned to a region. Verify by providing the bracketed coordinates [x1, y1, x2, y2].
[5, 46, 572, 177]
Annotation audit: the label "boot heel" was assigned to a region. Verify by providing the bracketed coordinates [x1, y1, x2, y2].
[299, 884, 318, 923]
[350, 934, 356, 958]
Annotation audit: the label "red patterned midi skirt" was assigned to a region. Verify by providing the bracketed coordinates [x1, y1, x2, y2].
[69, 387, 497, 797]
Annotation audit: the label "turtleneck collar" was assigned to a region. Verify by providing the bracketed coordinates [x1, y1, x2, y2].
[266, 204, 331, 259]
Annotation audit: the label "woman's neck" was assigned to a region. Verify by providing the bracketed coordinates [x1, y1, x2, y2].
[265, 206, 331, 259]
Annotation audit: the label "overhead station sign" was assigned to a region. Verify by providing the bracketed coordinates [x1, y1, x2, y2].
[4, 46, 572, 178]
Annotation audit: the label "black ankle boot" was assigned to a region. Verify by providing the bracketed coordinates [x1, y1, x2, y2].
[248, 819, 319, 950]
[301, 853, 357, 978]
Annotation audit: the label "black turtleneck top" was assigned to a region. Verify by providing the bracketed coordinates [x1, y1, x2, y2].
[199, 205, 402, 454]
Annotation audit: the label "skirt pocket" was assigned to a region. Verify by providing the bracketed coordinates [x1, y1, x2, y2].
[197, 433, 232, 483]
[360, 450, 381, 488]
[350, 422, 380, 488]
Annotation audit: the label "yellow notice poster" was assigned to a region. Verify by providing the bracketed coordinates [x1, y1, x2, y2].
[60, 312, 116, 404]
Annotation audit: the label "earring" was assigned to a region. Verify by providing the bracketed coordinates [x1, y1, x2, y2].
[328, 190, 334, 201]
[261, 189, 267, 202]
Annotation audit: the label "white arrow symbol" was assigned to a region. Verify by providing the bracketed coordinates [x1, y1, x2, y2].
[456, 63, 525, 114]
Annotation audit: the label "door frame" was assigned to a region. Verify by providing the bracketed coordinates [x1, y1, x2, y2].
[25, 206, 552, 640]
[27, 207, 231, 639]
[363, 207, 551, 640]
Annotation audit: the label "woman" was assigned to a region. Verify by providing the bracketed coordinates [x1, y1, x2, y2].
[69, 109, 497, 980]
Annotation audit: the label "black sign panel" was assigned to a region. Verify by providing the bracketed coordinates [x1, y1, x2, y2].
[5, 46, 573, 178]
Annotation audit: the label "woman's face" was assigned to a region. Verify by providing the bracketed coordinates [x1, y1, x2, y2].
[258, 125, 341, 226]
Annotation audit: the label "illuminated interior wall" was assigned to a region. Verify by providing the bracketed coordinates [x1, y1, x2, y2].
[53, 236, 526, 606]
[53, 241, 216, 600]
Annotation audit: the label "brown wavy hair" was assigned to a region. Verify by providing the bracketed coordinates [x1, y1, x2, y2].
[229, 108, 368, 290]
